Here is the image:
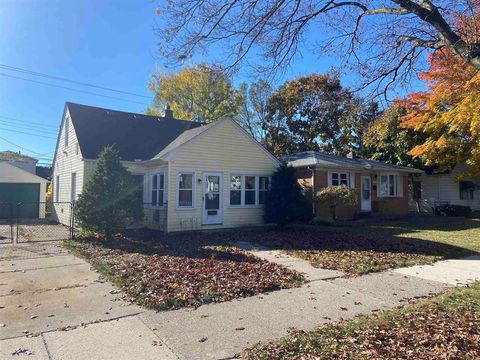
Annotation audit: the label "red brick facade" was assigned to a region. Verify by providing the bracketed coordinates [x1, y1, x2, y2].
[296, 167, 409, 220]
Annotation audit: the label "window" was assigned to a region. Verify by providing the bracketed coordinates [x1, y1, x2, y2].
[245, 176, 256, 205]
[331, 172, 349, 187]
[460, 181, 476, 200]
[379, 174, 398, 197]
[75, 143, 79, 155]
[177, 172, 194, 208]
[230, 175, 242, 206]
[151, 173, 165, 207]
[259, 176, 269, 205]
[55, 176, 60, 201]
[64, 118, 69, 148]
[229, 175, 271, 207]
[70, 173, 76, 202]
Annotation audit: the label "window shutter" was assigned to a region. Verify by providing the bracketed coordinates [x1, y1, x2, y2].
[350, 173, 355, 188]
[327, 172, 332, 187]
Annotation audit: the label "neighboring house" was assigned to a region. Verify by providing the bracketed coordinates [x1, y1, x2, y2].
[411, 165, 480, 212]
[51, 102, 279, 232]
[0, 150, 38, 174]
[285, 151, 423, 220]
[0, 161, 48, 219]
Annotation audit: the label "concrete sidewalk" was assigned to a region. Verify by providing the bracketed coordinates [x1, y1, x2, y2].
[1, 242, 479, 360]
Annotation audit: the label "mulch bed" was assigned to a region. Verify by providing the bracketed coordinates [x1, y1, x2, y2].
[66, 230, 304, 310]
[244, 282, 480, 359]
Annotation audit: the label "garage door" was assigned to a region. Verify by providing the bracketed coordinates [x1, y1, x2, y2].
[0, 183, 40, 219]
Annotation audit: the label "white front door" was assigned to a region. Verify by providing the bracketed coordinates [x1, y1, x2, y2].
[202, 173, 223, 225]
[361, 176, 372, 211]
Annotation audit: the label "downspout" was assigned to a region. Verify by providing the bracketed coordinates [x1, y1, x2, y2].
[307, 166, 316, 216]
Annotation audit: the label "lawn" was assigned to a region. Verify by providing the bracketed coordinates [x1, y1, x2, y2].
[65, 230, 304, 311]
[246, 217, 480, 275]
[243, 282, 480, 359]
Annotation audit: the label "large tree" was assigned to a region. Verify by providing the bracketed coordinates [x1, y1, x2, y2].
[363, 106, 427, 168]
[146, 64, 243, 122]
[237, 79, 273, 141]
[263, 73, 377, 157]
[400, 45, 480, 179]
[155, 1, 480, 96]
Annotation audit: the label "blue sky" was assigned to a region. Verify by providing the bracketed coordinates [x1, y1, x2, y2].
[0, 1, 423, 165]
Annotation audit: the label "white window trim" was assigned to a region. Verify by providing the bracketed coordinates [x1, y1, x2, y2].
[55, 175, 60, 202]
[378, 173, 399, 197]
[149, 172, 165, 208]
[176, 171, 196, 210]
[328, 171, 351, 187]
[228, 174, 271, 208]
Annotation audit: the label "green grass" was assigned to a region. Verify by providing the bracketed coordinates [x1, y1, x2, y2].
[277, 217, 480, 275]
[244, 282, 480, 359]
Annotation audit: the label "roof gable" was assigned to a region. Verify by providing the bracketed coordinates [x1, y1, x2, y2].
[66, 102, 202, 161]
[0, 161, 48, 183]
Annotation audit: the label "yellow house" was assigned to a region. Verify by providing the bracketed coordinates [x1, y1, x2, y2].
[51, 102, 279, 232]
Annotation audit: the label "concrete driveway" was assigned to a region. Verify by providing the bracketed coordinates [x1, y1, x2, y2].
[1, 241, 478, 360]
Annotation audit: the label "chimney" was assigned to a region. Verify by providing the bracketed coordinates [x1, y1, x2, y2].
[346, 151, 355, 159]
[164, 104, 173, 118]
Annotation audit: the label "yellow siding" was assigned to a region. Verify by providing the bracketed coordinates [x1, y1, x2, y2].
[51, 109, 85, 225]
[166, 120, 278, 232]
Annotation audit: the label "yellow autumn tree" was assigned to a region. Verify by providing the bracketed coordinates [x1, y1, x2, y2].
[400, 9, 480, 180]
[146, 64, 243, 123]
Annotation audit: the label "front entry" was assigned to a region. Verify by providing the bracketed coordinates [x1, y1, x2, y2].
[202, 173, 223, 225]
[361, 176, 372, 212]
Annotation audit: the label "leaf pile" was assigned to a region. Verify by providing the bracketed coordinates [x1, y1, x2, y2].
[67, 232, 304, 310]
[244, 282, 480, 359]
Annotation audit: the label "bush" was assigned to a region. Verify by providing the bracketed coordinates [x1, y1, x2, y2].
[264, 163, 313, 226]
[74, 145, 144, 238]
[316, 185, 359, 221]
[434, 204, 472, 217]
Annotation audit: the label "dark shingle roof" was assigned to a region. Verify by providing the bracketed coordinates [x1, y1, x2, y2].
[66, 102, 202, 161]
[285, 151, 423, 173]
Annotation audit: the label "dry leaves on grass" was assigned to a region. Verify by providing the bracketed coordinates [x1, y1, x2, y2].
[69, 235, 304, 310]
[244, 284, 480, 359]
[246, 230, 457, 275]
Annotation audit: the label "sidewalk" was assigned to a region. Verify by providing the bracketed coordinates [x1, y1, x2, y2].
[1, 242, 479, 360]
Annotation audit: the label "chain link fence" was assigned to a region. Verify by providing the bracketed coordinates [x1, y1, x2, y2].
[0, 202, 75, 245]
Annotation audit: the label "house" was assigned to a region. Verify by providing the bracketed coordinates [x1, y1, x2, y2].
[51, 102, 279, 232]
[0, 150, 38, 174]
[285, 151, 423, 220]
[411, 165, 480, 212]
[0, 161, 48, 219]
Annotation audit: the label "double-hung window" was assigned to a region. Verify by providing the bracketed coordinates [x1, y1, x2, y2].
[177, 172, 194, 208]
[229, 175, 270, 207]
[64, 118, 69, 148]
[245, 176, 256, 205]
[151, 173, 164, 207]
[55, 176, 60, 201]
[259, 176, 269, 205]
[230, 175, 242, 206]
[331, 172, 349, 187]
[379, 174, 398, 197]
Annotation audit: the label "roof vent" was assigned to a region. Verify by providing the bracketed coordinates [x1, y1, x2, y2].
[164, 104, 173, 118]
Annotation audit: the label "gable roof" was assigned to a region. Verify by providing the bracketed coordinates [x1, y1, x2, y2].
[153, 117, 280, 165]
[285, 151, 423, 173]
[66, 102, 202, 161]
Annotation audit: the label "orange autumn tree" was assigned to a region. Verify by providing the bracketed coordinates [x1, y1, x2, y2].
[401, 9, 480, 180]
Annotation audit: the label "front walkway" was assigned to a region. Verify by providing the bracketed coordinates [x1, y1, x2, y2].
[1, 242, 479, 359]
